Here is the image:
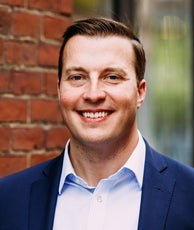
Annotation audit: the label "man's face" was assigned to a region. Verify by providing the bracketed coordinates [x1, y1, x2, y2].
[58, 35, 146, 147]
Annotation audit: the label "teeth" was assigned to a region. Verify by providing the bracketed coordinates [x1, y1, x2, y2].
[82, 112, 108, 119]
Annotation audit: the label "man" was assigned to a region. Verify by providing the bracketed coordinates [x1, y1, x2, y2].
[0, 17, 194, 230]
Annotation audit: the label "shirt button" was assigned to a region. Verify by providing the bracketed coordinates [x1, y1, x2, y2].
[96, 195, 103, 203]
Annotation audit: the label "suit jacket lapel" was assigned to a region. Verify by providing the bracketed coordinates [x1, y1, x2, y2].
[138, 142, 176, 230]
[29, 153, 64, 230]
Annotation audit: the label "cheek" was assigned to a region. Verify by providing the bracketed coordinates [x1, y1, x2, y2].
[115, 87, 138, 106]
[58, 89, 75, 109]
[61, 101, 74, 113]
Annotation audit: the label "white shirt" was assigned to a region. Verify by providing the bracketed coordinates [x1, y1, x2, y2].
[53, 132, 145, 230]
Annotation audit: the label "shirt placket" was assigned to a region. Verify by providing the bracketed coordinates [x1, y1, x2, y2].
[86, 182, 109, 230]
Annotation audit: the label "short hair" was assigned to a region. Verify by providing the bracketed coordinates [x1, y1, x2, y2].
[58, 17, 146, 85]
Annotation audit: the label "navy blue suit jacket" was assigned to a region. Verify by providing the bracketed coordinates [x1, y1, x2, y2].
[1, 140, 194, 230]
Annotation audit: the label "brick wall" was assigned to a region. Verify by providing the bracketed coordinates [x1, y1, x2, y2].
[0, 0, 73, 177]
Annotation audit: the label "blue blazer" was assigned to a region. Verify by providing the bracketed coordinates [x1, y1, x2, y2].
[1, 140, 194, 230]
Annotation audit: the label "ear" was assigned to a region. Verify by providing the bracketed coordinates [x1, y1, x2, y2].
[137, 79, 146, 109]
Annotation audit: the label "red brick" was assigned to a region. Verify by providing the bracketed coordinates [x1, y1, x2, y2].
[0, 70, 10, 92]
[38, 43, 59, 67]
[31, 98, 61, 123]
[0, 8, 12, 35]
[28, 0, 58, 12]
[5, 40, 37, 66]
[0, 156, 27, 177]
[44, 72, 58, 96]
[11, 11, 41, 38]
[43, 15, 72, 41]
[59, 0, 73, 15]
[11, 71, 42, 95]
[46, 127, 69, 149]
[0, 127, 11, 151]
[0, 0, 24, 7]
[30, 152, 59, 166]
[0, 98, 27, 122]
[11, 127, 44, 151]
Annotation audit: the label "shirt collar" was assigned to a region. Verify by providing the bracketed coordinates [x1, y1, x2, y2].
[58, 131, 146, 194]
[122, 130, 145, 188]
[58, 140, 75, 194]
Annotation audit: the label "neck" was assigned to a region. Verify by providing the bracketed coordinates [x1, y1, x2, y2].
[69, 130, 139, 187]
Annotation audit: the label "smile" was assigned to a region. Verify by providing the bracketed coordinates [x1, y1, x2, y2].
[82, 111, 109, 119]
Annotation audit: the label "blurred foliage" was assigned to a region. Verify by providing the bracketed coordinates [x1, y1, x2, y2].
[151, 16, 192, 135]
[74, 0, 106, 17]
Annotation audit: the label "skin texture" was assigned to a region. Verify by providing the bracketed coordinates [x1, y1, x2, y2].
[58, 35, 146, 186]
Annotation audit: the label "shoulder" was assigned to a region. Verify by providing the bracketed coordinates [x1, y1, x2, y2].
[164, 154, 194, 188]
[142, 140, 194, 228]
[162, 152, 194, 183]
[0, 153, 63, 191]
[158, 149, 193, 178]
[145, 139, 194, 184]
[145, 141, 194, 182]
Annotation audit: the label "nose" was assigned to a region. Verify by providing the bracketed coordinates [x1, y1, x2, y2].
[83, 79, 106, 102]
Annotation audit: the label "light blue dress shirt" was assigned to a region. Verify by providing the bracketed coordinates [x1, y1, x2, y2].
[53, 131, 145, 230]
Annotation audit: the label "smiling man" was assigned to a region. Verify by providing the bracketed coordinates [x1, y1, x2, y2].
[58, 34, 146, 182]
[0, 17, 194, 230]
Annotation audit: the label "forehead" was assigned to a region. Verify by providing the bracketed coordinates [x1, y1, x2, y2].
[63, 35, 135, 69]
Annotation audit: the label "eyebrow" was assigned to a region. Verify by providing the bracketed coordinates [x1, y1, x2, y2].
[102, 67, 127, 75]
[64, 67, 88, 75]
[64, 67, 127, 75]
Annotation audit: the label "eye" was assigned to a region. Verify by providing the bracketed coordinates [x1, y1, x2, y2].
[108, 75, 119, 80]
[67, 74, 87, 87]
[104, 74, 122, 84]
[70, 75, 83, 81]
